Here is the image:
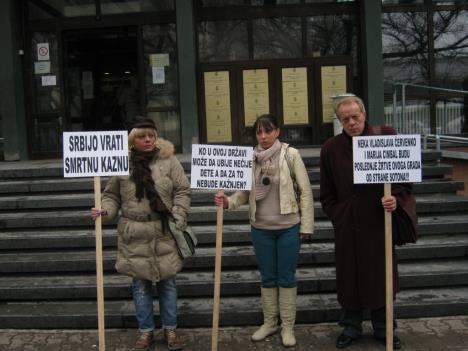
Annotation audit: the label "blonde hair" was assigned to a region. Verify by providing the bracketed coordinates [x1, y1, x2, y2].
[334, 96, 366, 117]
[128, 127, 158, 149]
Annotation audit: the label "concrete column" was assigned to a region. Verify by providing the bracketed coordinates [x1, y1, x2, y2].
[0, 0, 27, 160]
[360, 0, 384, 125]
[176, 0, 199, 153]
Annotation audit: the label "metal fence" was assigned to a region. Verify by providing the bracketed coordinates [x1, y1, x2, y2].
[385, 102, 464, 134]
[387, 82, 467, 135]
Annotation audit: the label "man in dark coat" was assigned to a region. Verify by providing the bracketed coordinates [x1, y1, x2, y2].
[320, 96, 417, 349]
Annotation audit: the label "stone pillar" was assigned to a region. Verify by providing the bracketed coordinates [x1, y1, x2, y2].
[176, 0, 199, 153]
[0, 0, 27, 160]
[360, 0, 384, 125]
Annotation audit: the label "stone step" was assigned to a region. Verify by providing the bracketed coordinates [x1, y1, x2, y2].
[1, 194, 467, 229]
[1, 215, 468, 250]
[0, 162, 457, 197]
[0, 178, 100, 195]
[1, 259, 466, 301]
[0, 149, 464, 331]
[0, 286, 466, 329]
[0, 180, 464, 208]
[1, 235, 467, 274]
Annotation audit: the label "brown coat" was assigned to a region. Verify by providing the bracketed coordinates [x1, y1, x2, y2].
[320, 124, 418, 310]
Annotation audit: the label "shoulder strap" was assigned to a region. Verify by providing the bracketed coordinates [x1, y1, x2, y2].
[284, 145, 295, 181]
[284, 145, 300, 201]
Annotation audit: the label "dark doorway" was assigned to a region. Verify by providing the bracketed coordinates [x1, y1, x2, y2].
[64, 27, 140, 132]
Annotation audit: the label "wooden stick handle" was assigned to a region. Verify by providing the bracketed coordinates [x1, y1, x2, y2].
[94, 176, 106, 351]
[211, 190, 224, 351]
[384, 183, 393, 351]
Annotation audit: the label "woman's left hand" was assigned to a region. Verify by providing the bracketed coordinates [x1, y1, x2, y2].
[381, 195, 397, 212]
[172, 212, 186, 230]
[300, 233, 305, 240]
[91, 207, 107, 221]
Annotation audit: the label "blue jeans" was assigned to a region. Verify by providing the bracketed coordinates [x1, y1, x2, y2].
[339, 307, 397, 339]
[132, 277, 178, 332]
[251, 224, 301, 288]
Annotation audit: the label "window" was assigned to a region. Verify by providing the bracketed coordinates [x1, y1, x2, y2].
[306, 14, 356, 58]
[382, 11, 429, 91]
[253, 17, 302, 59]
[198, 21, 248, 62]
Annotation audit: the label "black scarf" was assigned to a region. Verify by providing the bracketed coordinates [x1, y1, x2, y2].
[130, 148, 168, 213]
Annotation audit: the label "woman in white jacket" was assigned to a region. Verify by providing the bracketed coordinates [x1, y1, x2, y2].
[215, 114, 314, 347]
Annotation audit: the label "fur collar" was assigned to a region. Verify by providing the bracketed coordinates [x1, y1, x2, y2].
[155, 138, 174, 159]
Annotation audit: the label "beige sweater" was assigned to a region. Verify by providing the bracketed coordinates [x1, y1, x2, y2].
[228, 142, 314, 234]
[254, 153, 300, 230]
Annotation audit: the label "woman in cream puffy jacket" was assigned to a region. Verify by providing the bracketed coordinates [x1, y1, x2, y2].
[92, 117, 190, 351]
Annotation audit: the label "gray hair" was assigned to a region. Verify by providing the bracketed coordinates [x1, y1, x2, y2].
[333, 95, 366, 117]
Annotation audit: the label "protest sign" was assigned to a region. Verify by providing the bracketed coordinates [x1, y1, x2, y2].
[62, 130, 129, 351]
[191, 144, 253, 351]
[353, 133, 421, 351]
[191, 144, 253, 190]
[353, 134, 422, 184]
[63, 131, 129, 177]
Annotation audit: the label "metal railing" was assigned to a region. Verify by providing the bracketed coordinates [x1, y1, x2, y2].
[423, 134, 468, 151]
[390, 82, 468, 135]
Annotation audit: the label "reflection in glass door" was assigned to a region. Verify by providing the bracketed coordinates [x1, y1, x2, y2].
[63, 27, 140, 133]
[142, 23, 181, 150]
[30, 31, 63, 156]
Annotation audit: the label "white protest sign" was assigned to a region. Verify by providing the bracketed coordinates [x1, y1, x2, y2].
[353, 134, 422, 184]
[63, 131, 129, 177]
[191, 144, 253, 190]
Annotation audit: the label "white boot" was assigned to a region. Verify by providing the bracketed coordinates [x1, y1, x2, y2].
[251, 287, 279, 341]
[279, 287, 297, 347]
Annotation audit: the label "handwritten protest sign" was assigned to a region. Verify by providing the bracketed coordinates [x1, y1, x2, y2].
[63, 131, 129, 177]
[191, 144, 253, 190]
[353, 134, 422, 184]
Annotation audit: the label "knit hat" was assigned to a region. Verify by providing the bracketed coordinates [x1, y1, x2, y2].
[129, 116, 157, 132]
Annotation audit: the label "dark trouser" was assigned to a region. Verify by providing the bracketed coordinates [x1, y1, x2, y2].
[339, 307, 397, 339]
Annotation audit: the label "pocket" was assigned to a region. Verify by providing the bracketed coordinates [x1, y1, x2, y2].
[118, 218, 131, 244]
[155, 236, 176, 256]
[329, 202, 347, 227]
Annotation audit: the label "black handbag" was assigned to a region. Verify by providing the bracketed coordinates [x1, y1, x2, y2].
[392, 208, 417, 246]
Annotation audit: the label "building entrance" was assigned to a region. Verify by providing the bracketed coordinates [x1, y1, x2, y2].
[63, 27, 141, 133]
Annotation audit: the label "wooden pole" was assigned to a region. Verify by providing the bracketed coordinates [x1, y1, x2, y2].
[211, 190, 224, 351]
[94, 176, 106, 351]
[384, 183, 393, 351]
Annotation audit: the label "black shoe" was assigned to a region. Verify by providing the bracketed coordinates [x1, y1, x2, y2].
[375, 335, 401, 349]
[336, 333, 357, 349]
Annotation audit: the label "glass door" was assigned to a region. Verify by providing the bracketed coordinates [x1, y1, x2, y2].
[29, 31, 64, 158]
[63, 27, 140, 133]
